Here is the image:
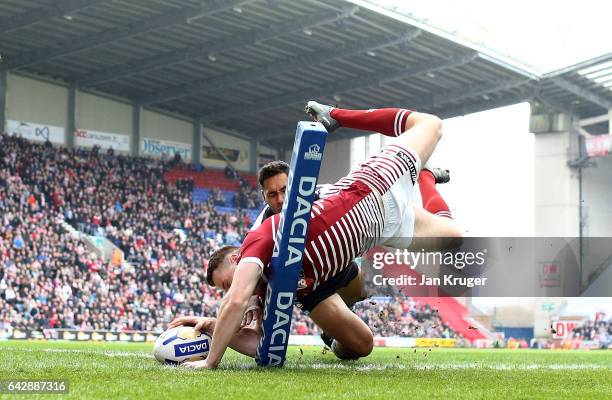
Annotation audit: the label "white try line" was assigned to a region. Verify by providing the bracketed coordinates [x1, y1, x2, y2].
[284, 362, 611, 372]
[2, 347, 151, 358]
[3, 348, 610, 371]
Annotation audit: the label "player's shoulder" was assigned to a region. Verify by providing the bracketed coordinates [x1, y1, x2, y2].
[250, 204, 276, 231]
[245, 212, 278, 239]
[239, 213, 277, 261]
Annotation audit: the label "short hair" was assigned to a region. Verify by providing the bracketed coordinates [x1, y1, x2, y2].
[257, 161, 289, 190]
[206, 245, 239, 286]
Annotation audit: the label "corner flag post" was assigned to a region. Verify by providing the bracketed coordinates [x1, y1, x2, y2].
[255, 121, 327, 367]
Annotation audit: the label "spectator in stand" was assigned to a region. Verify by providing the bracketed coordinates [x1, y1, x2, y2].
[353, 299, 459, 338]
[211, 188, 225, 207]
[172, 152, 182, 167]
[224, 165, 234, 180]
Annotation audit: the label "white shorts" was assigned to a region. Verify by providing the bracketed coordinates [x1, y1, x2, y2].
[378, 152, 422, 250]
[321, 142, 422, 250]
[377, 176, 415, 249]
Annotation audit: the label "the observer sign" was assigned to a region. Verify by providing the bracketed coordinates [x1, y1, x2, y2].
[141, 137, 192, 161]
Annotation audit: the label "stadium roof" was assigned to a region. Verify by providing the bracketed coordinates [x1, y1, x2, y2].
[0, 0, 609, 148]
[537, 54, 612, 134]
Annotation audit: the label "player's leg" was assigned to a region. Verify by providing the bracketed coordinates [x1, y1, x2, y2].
[418, 167, 453, 219]
[305, 103, 412, 137]
[409, 206, 463, 251]
[336, 264, 367, 308]
[307, 101, 454, 255]
[410, 165, 460, 250]
[309, 293, 373, 359]
[395, 112, 442, 167]
[381, 168, 462, 252]
[321, 269, 367, 349]
[330, 104, 459, 251]
[306, 101, 442, 167]
[306, 101, 442, 177]
[297, 262, 366, 349]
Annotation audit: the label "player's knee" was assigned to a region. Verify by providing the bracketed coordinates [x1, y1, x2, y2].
[408, 112, 443, 142]
[362, 337, 374, 357]
[355, 330, 374, 357]
[429, 115, 443, 142]
[447, 222, 464, 248]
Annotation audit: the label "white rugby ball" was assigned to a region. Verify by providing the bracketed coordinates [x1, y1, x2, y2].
[153, 326, 211, 365]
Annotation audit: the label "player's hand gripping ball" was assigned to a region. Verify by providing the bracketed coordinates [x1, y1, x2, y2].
[153, 326, 212, 365]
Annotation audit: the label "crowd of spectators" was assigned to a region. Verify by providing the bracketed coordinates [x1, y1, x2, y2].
[0, 134, 240, 334]
[354, 298, 459, 338]
[0, 134, 458, 340]
[232, 181, 261, 210]
[209, 188, 227, 207]
[529, 317, 612, 349]
[571, 318, 612, 343]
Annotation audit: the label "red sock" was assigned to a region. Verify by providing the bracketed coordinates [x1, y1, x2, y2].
[418, 170, 452, 219]
[330, 107, 412, 137]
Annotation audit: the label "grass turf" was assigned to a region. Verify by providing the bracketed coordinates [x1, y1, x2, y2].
[0, 340, 610, 399]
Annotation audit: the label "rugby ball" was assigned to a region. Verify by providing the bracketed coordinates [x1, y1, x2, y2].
[153, 326, 211, 365]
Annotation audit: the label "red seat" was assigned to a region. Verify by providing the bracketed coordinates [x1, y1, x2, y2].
[164, 168, 258, 190]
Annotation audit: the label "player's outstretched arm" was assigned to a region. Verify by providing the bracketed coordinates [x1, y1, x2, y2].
[228, 324, 261, 358]
[184, 261, 260, 369]
[168, 314, 262, 358]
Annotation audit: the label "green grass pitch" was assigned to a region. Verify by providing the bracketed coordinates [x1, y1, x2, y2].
[0, 340, 610, 399]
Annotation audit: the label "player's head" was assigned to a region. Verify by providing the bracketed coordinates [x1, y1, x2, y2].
[206, 245, 240, 291]
[257, 161, 289, 214]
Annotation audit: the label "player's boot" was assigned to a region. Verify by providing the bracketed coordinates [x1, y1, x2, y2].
[423, 167, 450, 184]
[305, 101, 340, 132]
[320, 331, 334, 348]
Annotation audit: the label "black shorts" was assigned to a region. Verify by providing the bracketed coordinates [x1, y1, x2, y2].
[296, 261, 359, 312]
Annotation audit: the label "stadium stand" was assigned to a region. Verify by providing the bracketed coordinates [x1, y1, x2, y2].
[354, 297, 459, 339]
[0, 133, 460, 339]
[413, 297, 487, 341]
[572, 318, 612, 343]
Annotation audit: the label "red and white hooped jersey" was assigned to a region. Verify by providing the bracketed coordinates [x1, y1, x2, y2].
[237, 144, 419, 297]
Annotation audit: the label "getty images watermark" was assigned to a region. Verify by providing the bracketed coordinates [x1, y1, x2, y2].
[369, 248, 489, 288]
[363, 237, 612, 296]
